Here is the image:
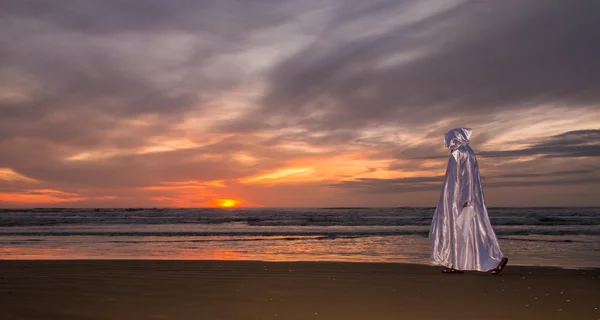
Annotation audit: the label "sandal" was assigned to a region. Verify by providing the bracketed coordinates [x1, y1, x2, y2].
[442, 268, 464, 274]
[490, 257, 508, 275]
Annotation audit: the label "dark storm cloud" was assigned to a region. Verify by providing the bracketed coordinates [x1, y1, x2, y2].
[1, 0, 294, 36]
[496, 169, 594, 179]
[0, 0, 316, 115]
[255, 0, 600, 131]
[0, 0, 316, 178]
[410, 130, 600, 160]
[331, 167, 600, 194]
[4, 0, 598, 151]
[480, 130, 600, 158]
[262, 129, 362, 148]
[1, 0, 599, 206]
[1, 135, 290, 189]
[332, 177, 443, 194]
[11, 152, 245, 188]
[0, 1, 262, 146]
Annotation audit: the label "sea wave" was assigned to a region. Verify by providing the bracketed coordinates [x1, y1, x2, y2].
[1, 227, 600, 237]
[1, 208, 598, 232]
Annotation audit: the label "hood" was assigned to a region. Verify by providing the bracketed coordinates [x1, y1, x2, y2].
[444, 128, 472, 150]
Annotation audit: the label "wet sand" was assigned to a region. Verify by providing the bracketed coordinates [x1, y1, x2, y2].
[0, 260, 598, 320]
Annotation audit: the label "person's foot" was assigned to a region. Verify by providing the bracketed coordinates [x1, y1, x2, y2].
[441, 267, 464, 274]
[489, 257, 508, 275]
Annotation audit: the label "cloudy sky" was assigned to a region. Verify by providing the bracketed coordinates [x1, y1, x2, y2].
[1, 0, 599, 207]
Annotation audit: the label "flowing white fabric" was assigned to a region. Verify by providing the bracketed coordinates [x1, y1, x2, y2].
[429, 128, 504, 271]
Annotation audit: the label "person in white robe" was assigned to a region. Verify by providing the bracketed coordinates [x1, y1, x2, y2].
[429, 128, 508, 274]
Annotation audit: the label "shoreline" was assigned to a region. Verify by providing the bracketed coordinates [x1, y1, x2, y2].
[1, 258, 599, 270]
[2, 257, 599, 270]
[1, 260, 598, 319]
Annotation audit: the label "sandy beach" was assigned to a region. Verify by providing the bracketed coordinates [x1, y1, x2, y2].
[0, 260, 598, 320]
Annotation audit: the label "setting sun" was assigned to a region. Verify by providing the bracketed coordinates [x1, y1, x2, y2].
[210, 198, 242, 208]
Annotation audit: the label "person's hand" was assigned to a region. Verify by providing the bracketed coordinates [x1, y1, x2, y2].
[463, 202, 469, 208]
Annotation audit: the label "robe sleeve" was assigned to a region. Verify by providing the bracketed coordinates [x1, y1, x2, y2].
[457, 151, 473, 208]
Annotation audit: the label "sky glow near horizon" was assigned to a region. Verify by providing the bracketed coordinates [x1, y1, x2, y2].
[1, 0, 599, 207]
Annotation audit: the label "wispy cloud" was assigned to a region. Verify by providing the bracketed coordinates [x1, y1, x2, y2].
[480, 130, 600, 158]
[0, 0, 599, 207]
[331, 167, 599, 194]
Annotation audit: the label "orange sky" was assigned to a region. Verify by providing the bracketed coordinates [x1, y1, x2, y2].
[1, 1, 599, 208]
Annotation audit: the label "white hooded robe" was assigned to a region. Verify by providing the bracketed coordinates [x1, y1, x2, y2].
[429, 128, 504, 271]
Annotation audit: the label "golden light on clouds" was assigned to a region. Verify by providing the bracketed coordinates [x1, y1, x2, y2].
[277, 142, 326, 153]
[0, 168, 37, 182]
[94, 196, 119, 200]
[66, 139, 203, 161]
[0, 189, 84, 204]
[136, 138, 199, 154]
[233, 152, 258, 165]
[239, 152, 436, 187]
[65, 150, 121, 161]
[0, 171, 88, 205]
[242, 167, 317, 184]
[480, 106, 600, 151]
[141, 180, 226, 191]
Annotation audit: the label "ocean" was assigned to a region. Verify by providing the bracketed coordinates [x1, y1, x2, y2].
[1, 207, 599, 269]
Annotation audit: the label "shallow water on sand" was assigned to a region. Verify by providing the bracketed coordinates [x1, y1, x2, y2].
[1, 207, 599, 268]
